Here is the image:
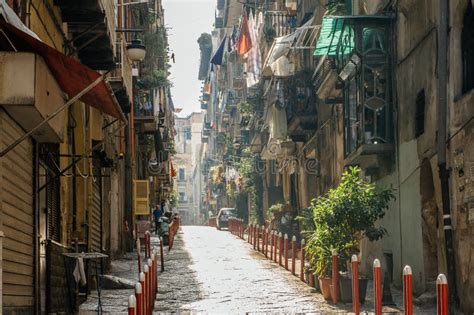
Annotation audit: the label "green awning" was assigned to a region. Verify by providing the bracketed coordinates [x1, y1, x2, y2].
[314, 16, 354, 56]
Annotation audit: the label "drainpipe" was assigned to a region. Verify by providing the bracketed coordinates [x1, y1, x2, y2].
[437, 0, 458, 308]
[124, 118, 134, 252]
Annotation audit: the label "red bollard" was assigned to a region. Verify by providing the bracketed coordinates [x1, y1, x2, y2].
[136, 237, 142, 274]
[160, 237, 165, 272]
[266, 229, 270, 257]
[403, 265, 413, 315]
[351, 255, 360, 315]
[139, 272, 145, 315]
[249, 224, 252, 243]
[332, 250, 339, 304]
[262, 226, 266, 255]
[436, 273, 448, 315]
[269, 231, 273, 260]
[144, 231, 150, 258]
[279, 232, 283, 266]
[143, 265, 149, 315]
[152, 251, 157, 299]
[309, 272, 315, 288]
[128, 294, 136, 315]
[373, 259, 382, 315]
[148, 259, 153, 312]
[253, 225, 257, 249]
[284, 234, 289, 270]
[135, 282, 143, 315]
[257, 225, 260, 252]
[291, 236, 297, 275]
[300, 239, 305, 281]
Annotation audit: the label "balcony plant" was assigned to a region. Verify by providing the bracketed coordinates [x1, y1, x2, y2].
[307, 166, 394, 302]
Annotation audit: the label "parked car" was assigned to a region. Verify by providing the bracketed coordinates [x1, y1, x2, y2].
[216, 208, 236, 230]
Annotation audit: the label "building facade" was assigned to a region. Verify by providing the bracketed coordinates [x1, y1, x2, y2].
[200, 0, 474, 311]
[0, 0, 174, 313]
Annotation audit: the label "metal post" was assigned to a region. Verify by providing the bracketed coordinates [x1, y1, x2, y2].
[291, 236, 297, 275]
[125, 122, 134, 251]
[374, 259, 382, 315]
[437, 0, 458, 307]
[136, 237, 142, 275]
[135, 282, 142, 315]
[160, 237, 164, 272]
[279, 232, 283, 266]
[352, 255, 360, 314]
[143, 265, 149, 315]
[300, 239, 305, 281]
[403, 265, 413, 315]
[437, 274, 448, 315]
[128, 294, 136, 315]
[284, 234, 289, 270]
[139, 272, 145, 315]
[147, 259, 153, 312]
[266, 228, 270, 257]
[332, 250, 339, 304]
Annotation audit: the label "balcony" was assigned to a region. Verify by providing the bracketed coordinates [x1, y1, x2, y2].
[109, 40, 133, 113]
[333, 16, 394, 169]
[264, 11, 297, 39]
[54, 0, 116, 70]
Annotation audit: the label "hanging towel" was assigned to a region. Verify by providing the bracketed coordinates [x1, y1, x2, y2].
[73, 256, 87, 286]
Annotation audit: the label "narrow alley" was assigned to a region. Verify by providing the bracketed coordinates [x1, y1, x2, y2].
[156, 226, 335, 313]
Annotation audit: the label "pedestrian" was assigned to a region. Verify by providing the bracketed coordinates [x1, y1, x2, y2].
[153, 204, 163, 235]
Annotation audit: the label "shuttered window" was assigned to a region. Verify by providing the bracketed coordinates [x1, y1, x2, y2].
[39, 143, 61, 242]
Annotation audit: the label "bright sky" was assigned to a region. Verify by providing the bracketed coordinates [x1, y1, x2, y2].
[163, 0, 215, 117]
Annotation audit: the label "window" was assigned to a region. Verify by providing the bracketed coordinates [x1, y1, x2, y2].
[185, 127, 192, 140]
[415, 89, 426, 137]
[179, 168, 186, 181]
[179, 192, 187, 202]
[462, 2, 474, 94]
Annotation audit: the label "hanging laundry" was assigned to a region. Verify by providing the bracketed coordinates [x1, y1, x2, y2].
[228, 26, 238, 53]
[73, 255, 87, 286]
[210, 35, 227, 65]
[236, 11, 252, 55]
[246, 11, 262, 87]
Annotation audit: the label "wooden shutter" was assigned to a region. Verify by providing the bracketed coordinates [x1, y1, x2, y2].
[133, 180, 149, 215]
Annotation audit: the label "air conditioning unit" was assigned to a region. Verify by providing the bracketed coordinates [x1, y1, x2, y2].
[133, 180, 150, 215]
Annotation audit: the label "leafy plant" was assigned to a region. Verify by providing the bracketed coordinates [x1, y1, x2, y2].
[268, 202, 284, 217]
[306, 166, 395, 277]
[295, 206, 315, 240]
[140, 70, 172, 90]
[169, 190, 179, 208]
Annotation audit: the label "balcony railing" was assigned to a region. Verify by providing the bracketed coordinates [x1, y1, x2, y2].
[264, 11, 297, 38]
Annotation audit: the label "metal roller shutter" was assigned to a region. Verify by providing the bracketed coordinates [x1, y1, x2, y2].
[90, 165, 102, 253]
[0, 109, 35, 313]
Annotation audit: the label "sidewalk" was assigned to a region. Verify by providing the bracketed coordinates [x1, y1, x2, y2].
[78, 235, 163, 315]
[244, 231, 437, 314]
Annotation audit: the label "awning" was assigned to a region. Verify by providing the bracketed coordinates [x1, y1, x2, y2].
[314, 16, 345, 56]
[0, 4, 126, 121]
[314, 16, 360, 56]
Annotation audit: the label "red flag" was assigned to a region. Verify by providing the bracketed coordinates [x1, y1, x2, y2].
[236, 11, 252, 55]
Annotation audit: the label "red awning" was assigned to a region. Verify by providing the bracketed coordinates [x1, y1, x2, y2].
[0, 20, 126, 121]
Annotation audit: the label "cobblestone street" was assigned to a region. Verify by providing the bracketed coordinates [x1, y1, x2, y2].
[156, 226, 341, 313]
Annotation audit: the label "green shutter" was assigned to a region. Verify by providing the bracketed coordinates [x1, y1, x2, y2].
[314, 16, 354, 56]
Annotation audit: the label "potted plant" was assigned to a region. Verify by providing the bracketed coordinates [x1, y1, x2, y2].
[308, 166, 394, 303]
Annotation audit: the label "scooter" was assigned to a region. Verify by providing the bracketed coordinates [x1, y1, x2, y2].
[157, 216, 170, 245]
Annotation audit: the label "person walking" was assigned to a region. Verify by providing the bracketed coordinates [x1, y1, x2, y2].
[153, 204, 163, 235]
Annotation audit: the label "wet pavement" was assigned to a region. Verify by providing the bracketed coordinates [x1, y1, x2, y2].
[80, 226, 436, 314]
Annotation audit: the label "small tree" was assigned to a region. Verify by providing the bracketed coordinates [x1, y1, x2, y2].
[307, 166, 395, 277]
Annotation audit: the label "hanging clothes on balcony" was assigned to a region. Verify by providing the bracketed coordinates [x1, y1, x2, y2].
[236, 11, 252, 55]
[267, 103, 288, 141]
[246, 11, 262, 87]
[211, 35, 226, 66]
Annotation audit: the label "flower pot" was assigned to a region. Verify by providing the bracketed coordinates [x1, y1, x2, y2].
[319, 277, 332, 300]
[339, 276, 368, 304]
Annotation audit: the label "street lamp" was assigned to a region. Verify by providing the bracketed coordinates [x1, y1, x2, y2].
[126, 39, 146, 62]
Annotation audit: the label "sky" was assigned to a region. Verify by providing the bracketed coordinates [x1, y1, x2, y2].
[162, 0, 215, 117]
